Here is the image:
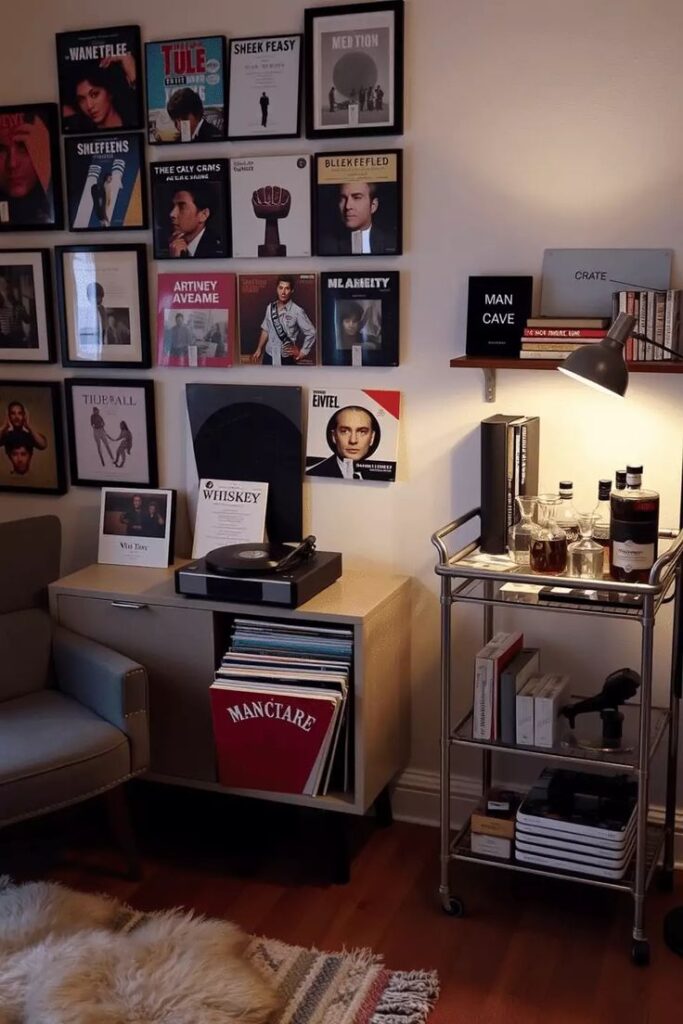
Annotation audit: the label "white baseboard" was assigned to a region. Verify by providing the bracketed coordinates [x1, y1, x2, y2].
[392, 768, 683, 867]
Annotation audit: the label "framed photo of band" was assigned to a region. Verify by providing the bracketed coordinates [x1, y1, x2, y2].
[227, 35, 302, 141]
[0, 380, 66, 494]
[55, 25, 143, 134]
[0, 104, 63, 231]
[313, 149, 402, 257]
[304, 0, 404, 139]
[0, 250, 55, 363]
[146, 36, 227, 144]
[55, 244, 151, 369]
[64, 377, 157, 488]
[64, 133, 147, 231]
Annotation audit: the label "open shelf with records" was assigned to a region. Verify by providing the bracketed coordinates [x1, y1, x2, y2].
[431, 508, 683, 963]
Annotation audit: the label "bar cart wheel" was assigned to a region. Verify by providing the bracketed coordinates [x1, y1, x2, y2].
[631, 939, 650, 966]
[656, 867, 675, 893]
[442, 896, 465, 917]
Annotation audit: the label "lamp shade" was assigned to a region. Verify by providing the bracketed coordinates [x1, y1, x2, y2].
[557, 312, 635, 397]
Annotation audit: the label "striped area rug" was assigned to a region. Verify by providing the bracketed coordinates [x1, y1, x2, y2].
[248, 936, 439, 1024]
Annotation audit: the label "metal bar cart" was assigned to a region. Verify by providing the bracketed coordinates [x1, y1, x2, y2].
[431, 509, 683, 965]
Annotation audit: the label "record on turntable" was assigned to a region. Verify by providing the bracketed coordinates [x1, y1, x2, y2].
[205, 536, 317, 575]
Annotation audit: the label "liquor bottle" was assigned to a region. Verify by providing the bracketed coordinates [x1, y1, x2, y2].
[593, 479, 611, 573]
[530, 495, 568, 575]
[556, 481, 580, 543]
[609, 465, 660, 583]
[615, 470, 626, 491]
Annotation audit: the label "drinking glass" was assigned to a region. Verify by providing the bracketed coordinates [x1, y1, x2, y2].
[530, 495, 568, 575]
[568, 513, 604, 579]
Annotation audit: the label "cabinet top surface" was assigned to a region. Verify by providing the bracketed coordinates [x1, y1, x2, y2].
[50, 561, 410, 621]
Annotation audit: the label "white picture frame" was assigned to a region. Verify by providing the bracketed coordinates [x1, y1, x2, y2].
[227, 35, 302, 140]
[98, 486, 175, 568]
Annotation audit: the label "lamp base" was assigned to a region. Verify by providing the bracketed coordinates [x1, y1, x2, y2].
[663, 907, 683, 955]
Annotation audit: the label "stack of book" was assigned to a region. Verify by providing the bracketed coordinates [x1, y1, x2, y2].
[209, 618, 353, 797]
[519, 316, 610, 360]
[515, 671, 569, 748]
[612, 288, 683, 361]
[514, 768, 637, 880]
[472, 631, 523, 740]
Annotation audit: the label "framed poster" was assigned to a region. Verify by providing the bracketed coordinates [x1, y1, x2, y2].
[56, 245, 150, 369]
[320, 270, 399, 366]
[314, 149, 402, 256]
[0, 104, 63, 231]
[230, 155, 311, 259]
[304, 1, 404, 138]
[146, 36, 227, 144]
[55, 25, 143, 134]
[64, 133, 147, 231]
[238, 273, 317, 366]
[0, 381, 66, 494]
[305, 387, 400, 482]
[98, 487, 175, 567]
[151, 160, 230, 260]
[157, 271, 236, 368]
[227, 35, 302, 141]
[65, 378, 157, 488]
[0, 250, 54, 363]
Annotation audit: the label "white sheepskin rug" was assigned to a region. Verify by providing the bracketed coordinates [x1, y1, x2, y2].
[0, 876, 277, 1024]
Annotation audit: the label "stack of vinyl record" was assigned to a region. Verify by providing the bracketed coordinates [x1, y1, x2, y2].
[514, 767, 638, 880]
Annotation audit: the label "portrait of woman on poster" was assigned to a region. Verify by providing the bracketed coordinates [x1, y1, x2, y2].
[62, 56, 138, 133]
[0, 110, 56, 226]
[335, 299, 381, 351]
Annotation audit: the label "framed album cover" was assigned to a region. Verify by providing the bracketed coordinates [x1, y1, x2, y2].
[304, 1, 404, 138]
[98, 487, 176, 567]
[0, 104, 63, 231]
[238, 273, 317, 366]
[320, 270, 399, 366]
[314, 149, 402, 256]
[151, 160, 230, 260]
[55, 25, 143, 134]
[64, 133, 147, 231]
[227, 35, 302, 141]
[0, 250, 55, 363]
[0, 381, 66, 494]
[146, 36, 227, 144]
[157, 271, 236, 368]
[305, 387, 400, 482]
[65, 377, 157, 488]
[56, 245, 150, 369]
[230, 155, 311, 259]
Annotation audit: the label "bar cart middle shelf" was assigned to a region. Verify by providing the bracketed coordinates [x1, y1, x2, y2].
[431, 509, 683, 966]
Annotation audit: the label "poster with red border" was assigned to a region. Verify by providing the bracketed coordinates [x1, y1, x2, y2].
[157, 271, 235, 367]
[305, 387, 400, 482]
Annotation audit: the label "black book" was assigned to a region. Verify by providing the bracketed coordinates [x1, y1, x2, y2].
[466, 276, 533, 358]
[480, 414, 539, 554]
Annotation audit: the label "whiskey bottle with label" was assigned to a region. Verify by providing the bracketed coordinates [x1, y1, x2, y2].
[609, 465, 660, 583]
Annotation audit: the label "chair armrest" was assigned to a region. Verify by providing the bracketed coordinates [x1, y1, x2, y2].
[52, 626, 149, 773]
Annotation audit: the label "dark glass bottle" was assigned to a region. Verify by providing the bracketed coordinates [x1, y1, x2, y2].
[593, 479, 612, 574]
[609, 466, 660, 583]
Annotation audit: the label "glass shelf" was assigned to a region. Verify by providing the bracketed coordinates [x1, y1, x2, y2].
[451, 702, 670, 773]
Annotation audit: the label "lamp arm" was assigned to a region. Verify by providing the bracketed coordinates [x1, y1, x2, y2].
[631, 331, 683, 361]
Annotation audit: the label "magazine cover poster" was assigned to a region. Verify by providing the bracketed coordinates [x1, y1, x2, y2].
[56, 26, 143, 134]
[67, 380, 154, 485]
[230, 155, 311, 258]
[65, 133, 146, 231]
[146, 36, 226, 144]
[151, 160, 230, 260]
[305, 388, 400, 482]
[0, 104, 63, 231]
[321, 270, 399, 366]
[238, 273, 317, 366]
[157, 272, 235, 368]
[314, 150, 402, 256]
[227, 35, 301, 140]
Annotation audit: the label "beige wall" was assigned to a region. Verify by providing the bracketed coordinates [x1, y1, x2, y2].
[1, 0, 682, 814]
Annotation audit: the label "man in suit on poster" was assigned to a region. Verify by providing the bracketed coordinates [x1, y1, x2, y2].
[165, 88, 222, 142]
[307, 406, 380, 480]
[321, 181, 394, 255]
[167, 184, 222, 258]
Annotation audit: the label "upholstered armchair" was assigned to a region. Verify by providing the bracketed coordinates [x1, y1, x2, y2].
[0, 515, 149, 874]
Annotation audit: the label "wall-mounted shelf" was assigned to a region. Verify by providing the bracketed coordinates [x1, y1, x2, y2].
[450, 356, 683, 402]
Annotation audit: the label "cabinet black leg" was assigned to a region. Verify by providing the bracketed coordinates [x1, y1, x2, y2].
[105, 785, 141, 881]
[373, 785, 393, 828]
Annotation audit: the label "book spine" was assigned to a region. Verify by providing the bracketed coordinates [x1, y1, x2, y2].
[521, 342, 595, 351]
[522, 328, 607, 339]
[646, 289, 656, 361]
[520, 418, 539, 497]
[515, 683, 536, 746]
[625, 291, 635, 361]
[654, 291, 667, 359]
[519, 351, 573, 359]
[470, 833, 511, 859]
[533, 675, 569, 748]
[481, 419, 514, 555]
[473, 657, 494, 740]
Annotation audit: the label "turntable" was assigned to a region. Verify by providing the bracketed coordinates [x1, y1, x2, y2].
[175, 535, 342, 607]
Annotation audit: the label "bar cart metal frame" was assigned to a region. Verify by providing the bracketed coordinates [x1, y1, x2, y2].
[431, 509, 683, 966]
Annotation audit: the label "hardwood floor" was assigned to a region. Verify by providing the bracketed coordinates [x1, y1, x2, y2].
[6, 784, 683, 1024]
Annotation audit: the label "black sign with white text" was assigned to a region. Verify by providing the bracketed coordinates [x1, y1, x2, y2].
[465, 276, 533, 358]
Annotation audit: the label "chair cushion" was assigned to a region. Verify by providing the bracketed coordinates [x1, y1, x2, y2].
[0, 608, 53, 701]
[0, 690, 130, 826]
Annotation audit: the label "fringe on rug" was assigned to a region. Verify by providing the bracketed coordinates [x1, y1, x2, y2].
[369, 970, 440, 1024]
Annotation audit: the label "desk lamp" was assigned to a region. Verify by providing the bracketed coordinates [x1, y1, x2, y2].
[559, 311, 683, 956]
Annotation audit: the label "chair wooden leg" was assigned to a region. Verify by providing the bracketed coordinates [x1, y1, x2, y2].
[104, 785, 141, 881]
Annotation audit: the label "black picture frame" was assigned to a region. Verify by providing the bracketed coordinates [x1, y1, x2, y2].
[304, 0, 404, 139]
[313, 148, 403, 257]
[64, 132, 148, 231]
[0, 380, 67, 494]
[0, 249, 56, 363]
[226, 34, 302, 142]
[64, 377, 158, 489]
[0, 103, 64, 231]
[55, 25, 144, 135]
[150, 159, 231, 260]
[145, 35, 227, 145]
[55, 244, 151, 369]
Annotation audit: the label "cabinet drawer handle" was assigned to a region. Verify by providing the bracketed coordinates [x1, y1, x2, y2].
[110, 601, 149, 610]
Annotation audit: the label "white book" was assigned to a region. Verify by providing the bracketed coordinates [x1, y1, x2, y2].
[514, 840, 635, 880]
[515, 675, 542, 746]
[471, 833, 511, 860]
[515, 817, 636, 851]
[533, 674, 569, 748]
